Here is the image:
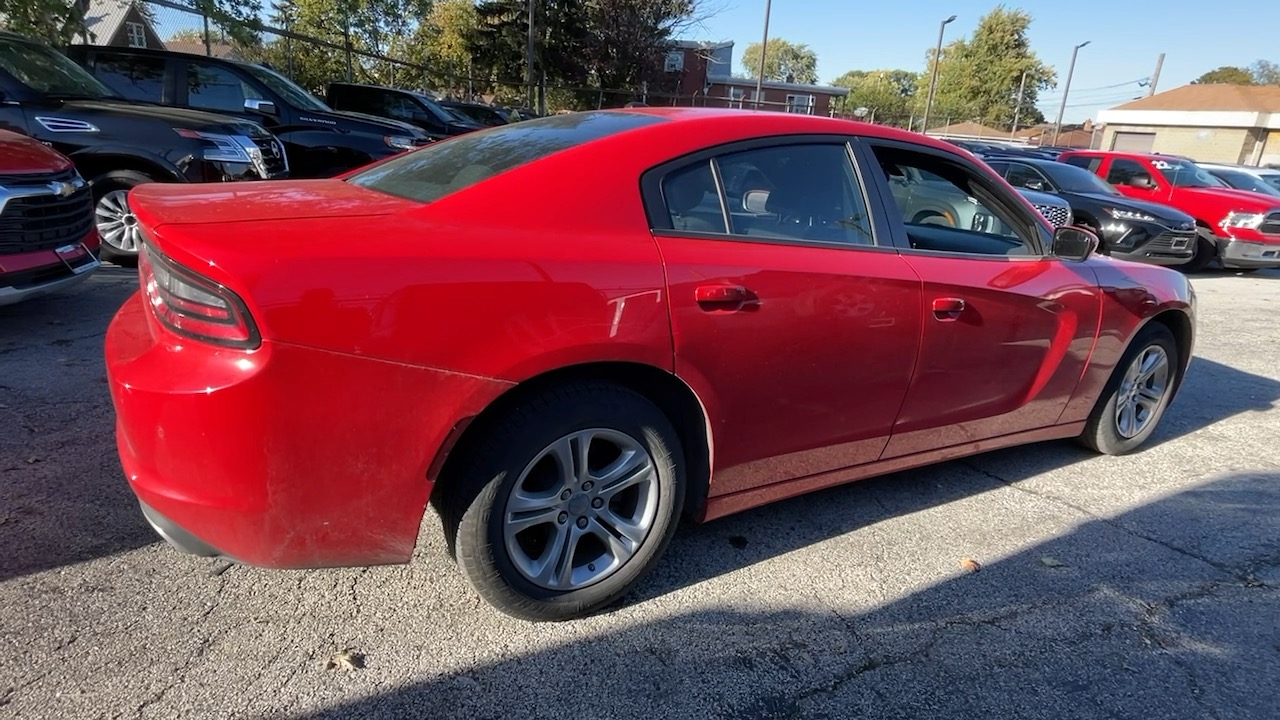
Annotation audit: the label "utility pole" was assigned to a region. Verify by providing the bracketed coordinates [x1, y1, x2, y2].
[526, 0, 536, 110]
[1148, 53, 1165, 97]
[1010, 70, 1028, 138]
[1052, 40, 1090, 146]
[754, 0, 773, 109]
[921, 15, 957, 135]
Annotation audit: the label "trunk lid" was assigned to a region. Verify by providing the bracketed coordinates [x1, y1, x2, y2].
[128, 179, 420, 228]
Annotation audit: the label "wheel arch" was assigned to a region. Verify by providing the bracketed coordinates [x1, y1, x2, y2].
[430, 361, 714, 523]
[1141, 308, 1194, 398]
[69, 149, 184, 184]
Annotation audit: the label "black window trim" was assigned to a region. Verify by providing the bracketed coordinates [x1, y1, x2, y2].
[640, 133, 894, 253]
[853, 137, 1052, 261]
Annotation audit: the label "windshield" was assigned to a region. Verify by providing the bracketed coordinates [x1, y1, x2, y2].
[1039, 161, 1121, 195]
[0, 37, 119, 98]
[1151, 158, 1225, 188]
[243, 64, 329, 112]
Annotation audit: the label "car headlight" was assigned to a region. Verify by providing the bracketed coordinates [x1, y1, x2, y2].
[173, 129, 256, 164]
[385, 135, 419, 150]
[1105, 207, 1156, 222]
[1222, 211, 1266, 229]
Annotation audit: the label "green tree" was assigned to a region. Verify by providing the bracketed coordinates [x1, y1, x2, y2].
[1193, 66, 1256, 85]
[741, 39, 817, 84]
[916, 6, 1055, 130]
[1, 0, 91, 44]
[832, 68, 918, 124]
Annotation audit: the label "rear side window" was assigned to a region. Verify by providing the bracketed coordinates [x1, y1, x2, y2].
[91, 53, 166, 102]
[1063, 155, 1103, 173]
[349, 112, 664, 203]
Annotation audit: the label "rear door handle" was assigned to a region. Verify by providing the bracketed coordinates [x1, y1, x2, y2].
[696, 284, 750, 310]
[931, 297, 965, 321]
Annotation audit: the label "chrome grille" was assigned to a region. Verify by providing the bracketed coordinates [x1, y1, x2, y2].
[0, 169, 94, 253]
[1033, 204, 1071, 227]
[1146, 231, 1196, 253]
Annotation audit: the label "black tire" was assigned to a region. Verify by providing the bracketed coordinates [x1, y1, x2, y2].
[1175, 228, 1218, 274]
[90, 170, 155, 267]
[1079, 323, 1179, 455]
[442, 382, 685, 621]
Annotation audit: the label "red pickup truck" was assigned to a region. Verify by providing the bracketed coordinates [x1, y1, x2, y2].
[0, 130, 99, 305]
[1060, 150, 1280, 271]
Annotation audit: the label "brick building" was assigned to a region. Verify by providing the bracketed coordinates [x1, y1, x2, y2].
[1096, 84, 1280, 165]
[659, 40, 849, 115]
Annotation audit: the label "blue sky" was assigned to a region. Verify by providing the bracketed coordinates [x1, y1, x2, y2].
[678, 0, 1280, 123]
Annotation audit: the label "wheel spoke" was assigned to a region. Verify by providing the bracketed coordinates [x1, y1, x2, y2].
[1118, 401, 1137, 437]
[597, 451, 653, 500]
[534, 524, 580, 588]
[548, 433, 592, 486]
[588, 517, 636, 562]
[596, 507, 647, 550]
[505, 506, 561, 534]
[507, 487, 562, 514]
[1138, 349, 1168, 381]
[1137, 385, 1164, 404]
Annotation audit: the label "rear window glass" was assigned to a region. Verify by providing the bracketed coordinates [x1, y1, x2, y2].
[348, 111, 663, 203]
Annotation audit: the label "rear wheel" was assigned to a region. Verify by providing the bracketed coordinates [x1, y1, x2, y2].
[91, 170, 155, 266]
[441, 382, 684, 621]
[1079, 323, 1179, 455]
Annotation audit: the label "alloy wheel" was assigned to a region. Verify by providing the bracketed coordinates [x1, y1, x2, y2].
[502, 428, 660, 591]
[96, 189, 142, 253]
[1114, 344, 1170, 439]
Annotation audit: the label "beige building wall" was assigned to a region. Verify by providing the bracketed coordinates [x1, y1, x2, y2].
[1260, 130, 1280, 166]
[1101, 125, 1252, 163]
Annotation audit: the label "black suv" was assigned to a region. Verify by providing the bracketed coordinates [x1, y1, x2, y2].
[985, 156, 1197, 266]
[0, 32, 286, 263]
[68, 45, 434, 178]
[325, 83, 484, 139]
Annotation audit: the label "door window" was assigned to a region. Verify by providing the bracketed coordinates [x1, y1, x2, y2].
[659, 144, 876, 246]
[1105, 158, 1150, 186]
[1005, 163, 1053, 192]
[91, 53, 165, 102]
[186, 62, 263, 113]
[870, 144, 1039, 256]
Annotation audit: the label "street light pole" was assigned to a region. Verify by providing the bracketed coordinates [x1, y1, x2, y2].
[921, 14, 956, 135]
[754, 0, 773, 109]
[1052, 40, 1090, 145]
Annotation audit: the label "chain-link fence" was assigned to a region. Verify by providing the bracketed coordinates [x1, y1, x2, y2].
[125, 0, 852, 116]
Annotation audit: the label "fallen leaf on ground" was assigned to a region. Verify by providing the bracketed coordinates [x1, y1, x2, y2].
[959, 558, 981, 573]
[324, 649, 365, 671]
[1039, 556, 1067, 568]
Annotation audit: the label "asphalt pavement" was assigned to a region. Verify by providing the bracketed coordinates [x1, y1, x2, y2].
[1, 265, 1278, 719]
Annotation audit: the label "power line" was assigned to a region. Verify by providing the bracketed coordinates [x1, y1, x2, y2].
[1038, 77, 1148, 99]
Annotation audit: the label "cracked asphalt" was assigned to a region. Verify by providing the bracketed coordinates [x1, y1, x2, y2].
[2, 265, 1279, 719]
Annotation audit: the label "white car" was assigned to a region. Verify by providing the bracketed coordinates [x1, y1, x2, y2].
[1198, 163, 1280, 198]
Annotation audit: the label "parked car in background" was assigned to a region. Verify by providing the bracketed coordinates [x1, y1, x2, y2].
[67, 45, 433, 178]
[325, 83, 485, 139]
[107, 109, 1194, 621]
[0, 32, 286, 264]
[986, 157, 1196, 267]
[881, 163, 1072, 231]
[1198, 163, 1280, 198]
[1061, 150, 1280, 271]
[441, 101, 513, 127]
[0, 130, 98, 305]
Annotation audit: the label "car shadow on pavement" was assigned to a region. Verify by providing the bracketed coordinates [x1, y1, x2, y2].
[300, 471, 1280, 720]
[0, 269, 155, 582]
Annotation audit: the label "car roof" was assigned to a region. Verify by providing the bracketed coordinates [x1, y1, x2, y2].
[1200, 162, 1279, 174]
[67, 43, 261, 69]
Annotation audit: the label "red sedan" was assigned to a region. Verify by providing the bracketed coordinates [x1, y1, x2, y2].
[106, 109, 1194, 620]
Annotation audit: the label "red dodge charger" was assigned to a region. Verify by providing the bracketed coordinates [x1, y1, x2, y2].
[106, 109, 1194, 620]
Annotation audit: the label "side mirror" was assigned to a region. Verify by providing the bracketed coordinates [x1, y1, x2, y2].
[244, 98, 277, 116]
[1022, 179, 1045, 191]
[1129, 174, 1155, 190]
[1052, 225, 1099, 262]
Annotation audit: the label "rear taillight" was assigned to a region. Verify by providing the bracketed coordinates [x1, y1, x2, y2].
[139, 243, 260, 349]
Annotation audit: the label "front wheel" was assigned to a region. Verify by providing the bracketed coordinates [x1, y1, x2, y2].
[91, 170, 155, 266]
[1175, 229, 1218, 274]
[1079, 323, 1179, 455]
[442, 382, 685, 621]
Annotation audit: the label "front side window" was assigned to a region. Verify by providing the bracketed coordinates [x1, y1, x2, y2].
[126, 22, 147, 48]
[242, 63, 329, 111]
[187, 63, 262, 113]
[1150, 157, 1224, 188]
[871, 144, 1038, 257]
[350, 112, 664, 203]
[1063, 155, 1103, 173]
[92, 53, 165, 102]
[1005, 163, 1053, 192]
[1105, 158, 1148, 186]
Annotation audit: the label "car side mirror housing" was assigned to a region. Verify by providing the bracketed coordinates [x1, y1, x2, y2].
[1052, 225, 1099, 262]
[1023, 179, 1045, 191]
[244, 98, 277, 116]
[1130, 174, 1155, 190]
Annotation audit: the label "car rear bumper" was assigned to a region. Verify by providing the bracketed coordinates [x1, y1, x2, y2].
[0, 240, 99, 306]
[1217, 238, 1280, 269]
[106, 291, 511, 568]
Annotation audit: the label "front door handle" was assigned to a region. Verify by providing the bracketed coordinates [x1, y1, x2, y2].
[931, 297, 965, 321]
[696, 284, 750, 310]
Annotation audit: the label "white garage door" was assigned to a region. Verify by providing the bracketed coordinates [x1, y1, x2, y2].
[1112, 131, 1156, 153]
